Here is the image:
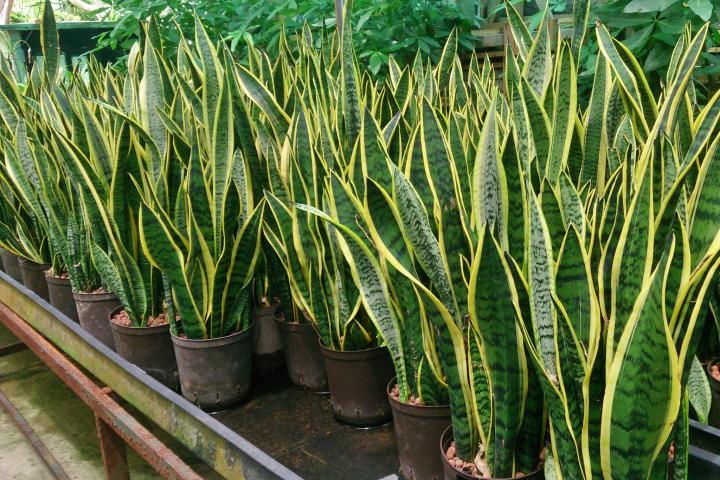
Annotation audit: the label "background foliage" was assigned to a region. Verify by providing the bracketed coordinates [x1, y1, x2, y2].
[99, 0, 483, 74]
[594, 0, 720, 79]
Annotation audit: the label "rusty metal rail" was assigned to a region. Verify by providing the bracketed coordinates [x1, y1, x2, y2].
[0, 385, 71, 480]
[0, 271, 302, 480]
[0, 296, 202, 479]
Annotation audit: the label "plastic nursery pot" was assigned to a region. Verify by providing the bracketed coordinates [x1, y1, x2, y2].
[319, 342, 394, 427]
[388, 378, 451, 480]
[171, 324, 254, 411]
[18, 258, 51, 301]
[275, 315, 327, 391]
[440, 426, 544, 480]
[252, 303, 284, 375]
[45, 274, 79, 322]
[708, 362, 720, 428]
[73, 291, 120, 351]
[109, 307, 178, 390]
[0, 248, 22, 282]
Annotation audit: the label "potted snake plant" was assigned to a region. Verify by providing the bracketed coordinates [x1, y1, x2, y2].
[519, 22, 720, 480]
[233, 30, 330, 392]
[258, 98, 398, 426]
[137, 20, 265, 409]
[0, 48, 53, 298]
[0, 126, 53, 300]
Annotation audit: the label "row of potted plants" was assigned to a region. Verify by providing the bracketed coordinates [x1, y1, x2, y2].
[1, 1, 720, 479]
[241, 3, 720, 479]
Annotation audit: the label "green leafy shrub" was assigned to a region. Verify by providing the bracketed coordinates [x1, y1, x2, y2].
[100, 0, 482, 75]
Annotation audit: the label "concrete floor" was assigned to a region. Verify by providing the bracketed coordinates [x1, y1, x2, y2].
[0, 317, 402, 480]
[0, 325, 160, 480]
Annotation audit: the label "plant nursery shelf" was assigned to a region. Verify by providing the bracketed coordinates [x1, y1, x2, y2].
[0, 271, 401, 479]
[214, 373, 398, 479]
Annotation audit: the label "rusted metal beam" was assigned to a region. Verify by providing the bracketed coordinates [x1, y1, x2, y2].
[95, 414, 131, 480]
[0, 273, 302, 480]
[0, 386, 71, 480]
[0, 296, 202, 480]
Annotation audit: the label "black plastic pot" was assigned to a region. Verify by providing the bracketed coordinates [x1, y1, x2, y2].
[440, 426, 543, 480]
[388, 379, 451, 480]
[276, 317, 327, 391]
[252, 304, 284, 375]
[46, 275, 79, 322]
[319, 343, 394, 427]
[0, 248, 21, 282]
[18, 258, 50, 301]
[109, 307, 178, 390]
[171, 325, 254, 410]
[709, 362, 720, 428]
[74, 291, 119, 351]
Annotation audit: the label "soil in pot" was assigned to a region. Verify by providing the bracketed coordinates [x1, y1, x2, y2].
[320, 343, 394, 427]
[441, 426, 544, 480]
[252, 302, 285, 375]
[46, 272, 79, 322]
[18, 258, 50, 301]
[0, 248, 22, 282]
[709, 362, 720, 428]
[389, 381, 451, 480]
[110, 308, 178, 390]
[74, 289, 120, 351]
[171, 324, 254, 411]
[276, 312, 327, 391]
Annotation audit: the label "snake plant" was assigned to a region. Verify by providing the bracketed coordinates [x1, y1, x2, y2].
[137, 21, 265, 340]
[497, 11, 720, 480]
[0, 0, 101, 291]
[0, 3, 717, 480]
[0, 62, 52, 268]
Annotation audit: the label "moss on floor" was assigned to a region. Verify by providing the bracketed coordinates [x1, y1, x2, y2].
[0, 324, 159, 479]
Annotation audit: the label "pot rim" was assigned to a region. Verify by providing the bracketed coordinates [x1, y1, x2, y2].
[274, 314, 315, 331]
[440, 426, 543, 480]
[45, 274, 71, 285]
[108, 306, 171, 334]
[252, 303, 281, 320]
[171, 322, 255, 349]
[386, 377, 451, 416]
[318, 340, 388, 360]
[73, 290, 118, 301]
[17, 258, 51, 270]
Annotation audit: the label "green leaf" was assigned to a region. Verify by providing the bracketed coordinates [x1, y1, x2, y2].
[140, 37, 167, 167]
[571, 0, 590, 61]
[556, 227, 594, 348]
[391, 165, 458, 321]
[602, 242, 680, 479]
[609, 168, 653, 357]
[139, 204, 205, 339]
[473, 98, 508, 247]
[505, 2, 532, 59]
[688, 0, 713, 21]
[40, 0, 59, 82]
[546, 46, 576, 183]
[90, 243, 130, 318]
[527, 191, 556, 377]
[469, 228, 523, 477]
[624, 0, 678, 13]
[236, 66, 290, 137]
[523, 10, 552, 97]
[687, 355, 712, 424]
